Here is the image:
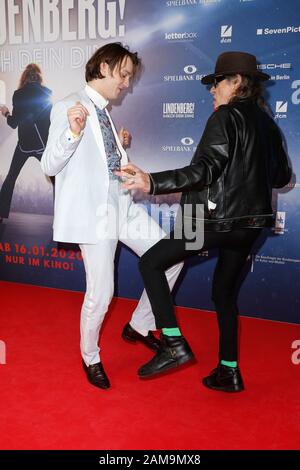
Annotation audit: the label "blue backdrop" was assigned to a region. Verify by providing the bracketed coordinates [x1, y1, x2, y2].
[0, 0, 299, 323]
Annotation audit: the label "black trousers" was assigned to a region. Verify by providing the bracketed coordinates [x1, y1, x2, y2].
[139, 227, 262, 362]
[0, 144, 43, 218]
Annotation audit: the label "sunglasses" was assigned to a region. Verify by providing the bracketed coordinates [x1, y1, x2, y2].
[212, 75, 227, 88]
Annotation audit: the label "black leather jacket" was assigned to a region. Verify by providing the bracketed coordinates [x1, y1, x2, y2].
[149, 100, 291, 231]
[7, 82, 52, 152]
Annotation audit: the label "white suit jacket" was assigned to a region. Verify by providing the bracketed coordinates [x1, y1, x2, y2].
[41, 85, 129, 244]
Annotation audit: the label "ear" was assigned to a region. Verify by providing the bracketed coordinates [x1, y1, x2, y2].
[233, 74, 242, 87]
[99, 61, 110, 78]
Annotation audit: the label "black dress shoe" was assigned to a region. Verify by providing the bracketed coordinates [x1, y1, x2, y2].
[83, 361, 110, 389]
[202, 363, 244, 392]
[138, 334, 195, 378]
[122, 322, 160, 352]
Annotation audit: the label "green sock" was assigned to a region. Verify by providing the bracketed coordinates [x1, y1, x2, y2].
[162, 327, 182, 337]
[221, 360, 237, 368]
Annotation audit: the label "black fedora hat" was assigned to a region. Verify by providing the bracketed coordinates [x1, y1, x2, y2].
[201, 51, 270, 85]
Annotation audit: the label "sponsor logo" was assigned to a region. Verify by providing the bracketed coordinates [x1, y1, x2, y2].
[183, 65, 197, 74]
[258, 63, 292, 70]
[276, 101, 288, 113]
[162, 137, 197, 152]
[164, 31, 198, 41]
[274, 211, 286, 234]
[163, 102, 195, 119]
[166, 0, 220, 7]
[258, 62, 291, 81]
[275, 101, 288, 119]
[257, 25, 300, 35]
[163, 65, 205, 82]
[220, 25, 232, 43]
[271, 74, 290, 81]
[181, 137, 194, 145]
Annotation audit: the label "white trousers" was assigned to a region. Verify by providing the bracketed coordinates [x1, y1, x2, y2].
[79, 180, 183, 365]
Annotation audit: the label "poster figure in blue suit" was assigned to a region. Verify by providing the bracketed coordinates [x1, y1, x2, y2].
[0, 64, 52, 222]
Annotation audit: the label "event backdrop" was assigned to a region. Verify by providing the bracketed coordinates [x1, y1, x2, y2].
[0, 0, 299, 323]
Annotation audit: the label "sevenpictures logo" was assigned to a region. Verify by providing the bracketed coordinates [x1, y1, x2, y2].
[257, 63, 291, 81]
[163, 65, 205, 82]
[162, 136, 197, 152]
[275, 101, 288, 119]
[220, 25, 232, 43]
[257, 25, 300, 36]
[163, 102, 195, 119]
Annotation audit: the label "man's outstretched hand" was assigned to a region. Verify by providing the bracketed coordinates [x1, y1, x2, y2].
[115, 163, 151, 193]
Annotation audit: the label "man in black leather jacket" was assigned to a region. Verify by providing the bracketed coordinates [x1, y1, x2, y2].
[0, 64, 52, 221]
[116, 51, 291, 393]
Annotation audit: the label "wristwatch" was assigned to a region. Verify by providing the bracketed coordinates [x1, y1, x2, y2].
[4, 111, 9, 118]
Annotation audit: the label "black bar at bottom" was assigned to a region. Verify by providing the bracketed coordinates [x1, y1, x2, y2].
[0, 450, 300, 466]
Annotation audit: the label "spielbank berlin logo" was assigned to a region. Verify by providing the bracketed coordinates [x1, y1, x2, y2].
[162, 137, 196, 153]
[163, 65, 204, 82]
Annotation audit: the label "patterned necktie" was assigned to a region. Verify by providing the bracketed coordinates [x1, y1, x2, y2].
[95, 105, 121, 178]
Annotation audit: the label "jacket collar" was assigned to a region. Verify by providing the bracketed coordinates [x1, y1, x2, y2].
[84, 84, 108, 110]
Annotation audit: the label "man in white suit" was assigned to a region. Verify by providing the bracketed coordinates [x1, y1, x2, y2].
[41, 43, 182, 389]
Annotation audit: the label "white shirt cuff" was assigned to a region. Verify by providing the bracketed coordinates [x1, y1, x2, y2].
[65, 128, 83, 143]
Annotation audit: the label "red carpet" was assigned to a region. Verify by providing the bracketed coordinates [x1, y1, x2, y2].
[0, 280, 299, 450]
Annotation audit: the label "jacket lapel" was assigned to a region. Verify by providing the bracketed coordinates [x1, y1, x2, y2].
[78, 89, 107, 164]
[77, 89, 128, 165]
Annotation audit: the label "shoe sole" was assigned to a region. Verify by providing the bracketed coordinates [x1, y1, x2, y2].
[122, 333, 137, 344]
[83, 361, 111, 390]
[87, 381, 111, 390]
[138, 354, 196, 379]
[202, 380, 244, 393]
[122, 333, 160, 352]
